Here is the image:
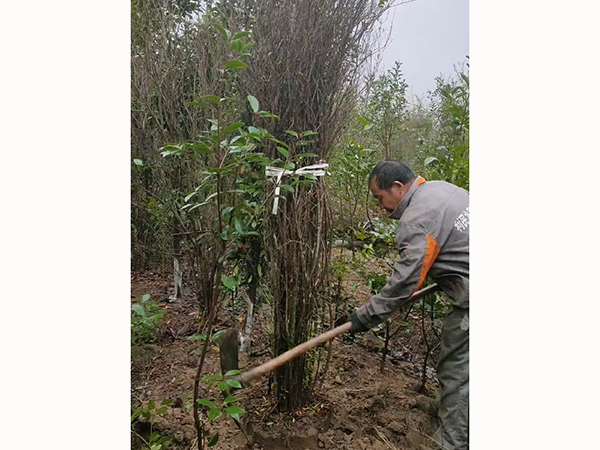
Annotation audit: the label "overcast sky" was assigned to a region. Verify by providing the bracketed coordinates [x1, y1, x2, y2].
[380, 0, 469, 101]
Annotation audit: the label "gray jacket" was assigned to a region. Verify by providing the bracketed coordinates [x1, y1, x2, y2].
[356, 176, 469, 329]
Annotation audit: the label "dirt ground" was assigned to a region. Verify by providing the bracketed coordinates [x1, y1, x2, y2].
[131, 265, 442, 450]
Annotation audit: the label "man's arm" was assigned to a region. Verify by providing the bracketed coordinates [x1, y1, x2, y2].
[351, 223, 440, 331]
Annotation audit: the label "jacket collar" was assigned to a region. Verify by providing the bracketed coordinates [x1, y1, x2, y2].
[388, 176, 425, 220]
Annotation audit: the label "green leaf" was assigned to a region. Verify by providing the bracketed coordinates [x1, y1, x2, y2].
[156, 406, 168, 415]
[225, 405, 246, 415]
[218, 381, 229, 391]
[133, 159, 143, 166]
[242, 43, 254, 52]
[233, 31, 251, 40]
[184, 143, 213, 154]
[247, 134, 262, 142]
[147, 401, 156, 410]
[226, 379, 242, 389]
[285, 130, 299, 138]
[221, 206, 234, 217]
[188, 200, 215, 212]
[247, 95, 259, 113]
[197, 399, 218, 409]
[225, 370, 241, 377]
[223, 122, 245, 134]
[302, 131, 318, 137]
[225, 60, 248, 70]
[234, 218, 244, 234]
[212, 330, 225, 342]
[223, 396, 238, 404]
[160, 144, 184, 157]
[131, 407, 143, 422]
[161, 399, 174, 406]
[356, 113, 369, 127]
[184, 191, 197, 203]
[279, 184, 294, 193]
[221, 275, 238, 291]
[258, 111, 278, 119]
[208, 408, 222, 420]
[248, 126, 261, 135]
[142, 294, 151, 302]
[269, 137, 286, 146]
[189, 192, 218, 209]
[230, 39, 243, 52]
[424, 156, 439, 166]
[188, 334, 207, 341]
[205, 193, 219, 203]
[208, 433, 219, 447]
[199, 95, 221, 103]
[212, 23, 230, 41]
[132, 304, 146, 317]
[277, 146, 289, 158]
[296, 153, 318, 158]
[206, 167, 229, 174]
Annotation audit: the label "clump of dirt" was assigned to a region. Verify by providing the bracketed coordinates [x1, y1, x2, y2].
[131, 270, 441, 450]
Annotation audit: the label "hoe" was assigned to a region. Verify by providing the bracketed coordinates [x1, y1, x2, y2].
[218, 283, 441, 386]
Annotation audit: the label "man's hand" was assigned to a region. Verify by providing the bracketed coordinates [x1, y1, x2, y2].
[349, 311, 369, 333]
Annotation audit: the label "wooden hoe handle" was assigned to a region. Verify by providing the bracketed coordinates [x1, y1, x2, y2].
[237, 283, 440, 386]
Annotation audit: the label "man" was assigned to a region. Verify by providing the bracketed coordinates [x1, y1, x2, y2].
[349, 160, 469, 450]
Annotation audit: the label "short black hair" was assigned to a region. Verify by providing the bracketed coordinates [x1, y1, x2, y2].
[369, 161, 415, 190]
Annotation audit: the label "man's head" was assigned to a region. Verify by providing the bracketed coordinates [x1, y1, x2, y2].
[369, 161, 416, 214]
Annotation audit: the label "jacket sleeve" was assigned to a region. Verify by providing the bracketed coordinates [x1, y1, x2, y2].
[355, 223, 439, 329]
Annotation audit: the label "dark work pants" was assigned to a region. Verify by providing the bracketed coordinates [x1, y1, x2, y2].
[433, 307, 469, 450]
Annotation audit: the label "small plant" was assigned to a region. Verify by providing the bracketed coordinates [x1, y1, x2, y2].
[131, 399, 173, 423]
[131, 399, 173, 450]
[350, 217, 397, 257]
[366, 217, 397, 247]
[147, 431, 171, 450]
[131, 294, 166, 344]
[195, 369, 247, 448]
[363, 271, 388, 294]
[353, 241, 374, 261]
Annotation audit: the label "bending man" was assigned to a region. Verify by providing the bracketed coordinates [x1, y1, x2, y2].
[350, 161, 469, 449]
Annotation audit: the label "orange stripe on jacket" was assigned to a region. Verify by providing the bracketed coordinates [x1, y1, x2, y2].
[416, 177, 426, 186]
[417, 234, 440, 290]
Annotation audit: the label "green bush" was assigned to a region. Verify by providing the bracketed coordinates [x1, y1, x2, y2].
[423, 62, 469, 190]
[131, 294, 166, 344]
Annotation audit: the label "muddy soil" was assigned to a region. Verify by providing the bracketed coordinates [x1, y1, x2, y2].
[131, 268, 442, 450]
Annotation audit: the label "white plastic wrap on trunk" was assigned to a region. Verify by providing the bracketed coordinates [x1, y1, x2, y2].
[265, 163, 329, 215]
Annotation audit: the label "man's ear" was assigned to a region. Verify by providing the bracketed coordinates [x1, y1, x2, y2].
[392, 181, 404, 191]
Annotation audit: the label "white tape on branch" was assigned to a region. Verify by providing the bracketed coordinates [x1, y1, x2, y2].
[265, 163, 329, 215]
